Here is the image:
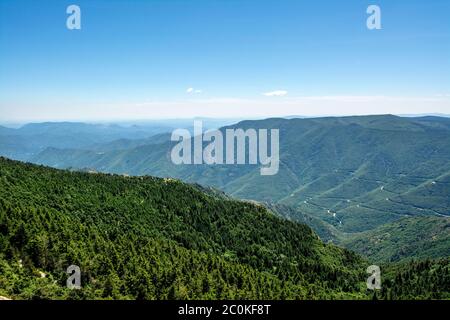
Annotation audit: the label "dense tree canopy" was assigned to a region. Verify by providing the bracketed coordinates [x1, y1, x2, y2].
[0, 157, 448, 299]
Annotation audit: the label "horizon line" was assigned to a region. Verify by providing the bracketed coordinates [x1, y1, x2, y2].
[2, 113, 450, 127]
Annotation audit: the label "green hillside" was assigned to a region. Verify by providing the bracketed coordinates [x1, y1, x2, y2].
[0, 157, 368, 299]
[341, 216, 450, 263]
[268, 204, 450, 264]
[1, 158, 448, 299]
[265, 202, 342, 243]
[379, 259, 450, 300]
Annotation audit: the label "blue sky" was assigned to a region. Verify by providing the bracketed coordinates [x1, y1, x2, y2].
[0, 0, 449, 121]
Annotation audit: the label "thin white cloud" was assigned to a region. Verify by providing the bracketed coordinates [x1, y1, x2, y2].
[263, 90, 288, 97]
[186, 87, 202, 94]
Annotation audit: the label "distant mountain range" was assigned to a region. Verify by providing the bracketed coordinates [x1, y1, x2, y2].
[1, 115, 449, 263]
[0, 122, 169, 161]
[0, 119, 236, 161]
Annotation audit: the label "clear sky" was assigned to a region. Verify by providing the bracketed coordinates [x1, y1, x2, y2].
[1, 0, 449, 121]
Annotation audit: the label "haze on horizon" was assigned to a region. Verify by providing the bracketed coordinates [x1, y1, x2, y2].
[1, 0, 449, 122]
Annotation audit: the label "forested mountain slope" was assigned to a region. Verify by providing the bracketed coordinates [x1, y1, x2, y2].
[1, 158, 448, 299]
[342, 216, 450, 263]
[0, 157, 367, 299]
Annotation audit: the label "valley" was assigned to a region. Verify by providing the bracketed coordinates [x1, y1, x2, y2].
[1, 115, 449, 277]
